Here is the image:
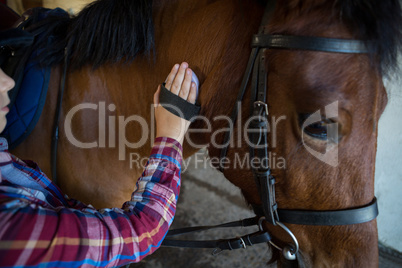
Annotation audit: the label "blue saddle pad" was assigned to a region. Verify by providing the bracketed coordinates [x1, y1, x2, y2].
[1, 52, 51, 150]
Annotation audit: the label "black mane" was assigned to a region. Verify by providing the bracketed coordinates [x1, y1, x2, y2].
[29, 0, 154, 70]
[338, 0, 402, 77]
[28, 0, 402, 76]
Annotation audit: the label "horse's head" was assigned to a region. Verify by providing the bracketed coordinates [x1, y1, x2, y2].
[204, 0, 402, 267]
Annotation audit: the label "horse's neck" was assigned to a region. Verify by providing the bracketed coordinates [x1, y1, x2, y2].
[161, 0, 265, 148]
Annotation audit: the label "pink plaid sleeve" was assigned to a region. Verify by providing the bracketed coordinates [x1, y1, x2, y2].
[0, 137, 182, 267]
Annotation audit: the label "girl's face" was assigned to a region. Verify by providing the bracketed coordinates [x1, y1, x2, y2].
[0, 68, 14, 132]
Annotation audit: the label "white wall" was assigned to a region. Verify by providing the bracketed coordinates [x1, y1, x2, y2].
[6, 0, 24, 14]
[6, 0, 94, 14]
[375, 60, 402, 252]
[42, 0, 93, 14]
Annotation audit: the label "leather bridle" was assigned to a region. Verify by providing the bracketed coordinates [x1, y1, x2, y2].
[162, 1, 379, 265]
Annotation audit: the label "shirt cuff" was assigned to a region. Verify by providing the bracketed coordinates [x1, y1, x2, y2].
[151, 137, 183, 164]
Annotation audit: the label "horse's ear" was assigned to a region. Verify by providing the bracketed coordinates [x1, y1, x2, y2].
[338, 0, 402, 77]
[376, 81, 388, 123]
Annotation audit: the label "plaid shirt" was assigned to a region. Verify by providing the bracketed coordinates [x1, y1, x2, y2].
[0, 137, 182, 268]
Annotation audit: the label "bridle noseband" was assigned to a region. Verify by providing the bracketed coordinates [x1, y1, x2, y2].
[163, 1, 379, 265]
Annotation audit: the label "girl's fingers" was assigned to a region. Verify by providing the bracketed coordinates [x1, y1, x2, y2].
[170, 62, 188, 95]
[162, 62, 197, 103]
[164, 64, 180, 90]
[187, 82, 197, 104]
[178, 68, 192, 100]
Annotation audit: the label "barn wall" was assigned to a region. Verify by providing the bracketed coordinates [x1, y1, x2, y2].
[6, 0, 93, 14]
[42, 0, 93, 14]
[375, 58, 402, 252]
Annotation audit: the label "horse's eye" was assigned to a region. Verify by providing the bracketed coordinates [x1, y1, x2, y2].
[299, 113, 335, 140]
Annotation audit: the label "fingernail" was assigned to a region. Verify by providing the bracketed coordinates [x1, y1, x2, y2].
[174, 64, 179, 69]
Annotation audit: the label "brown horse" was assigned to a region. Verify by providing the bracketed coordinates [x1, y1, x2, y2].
[9, 0, 402, 267]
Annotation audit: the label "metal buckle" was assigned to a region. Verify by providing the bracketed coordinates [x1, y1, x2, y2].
[238, 237, 247, 249]
[254, 101, 268, 116]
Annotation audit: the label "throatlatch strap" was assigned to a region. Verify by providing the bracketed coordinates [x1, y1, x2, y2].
[277, 198, 379, 226]
[159, 83, 200, 122]
[252, 198, 379, 226]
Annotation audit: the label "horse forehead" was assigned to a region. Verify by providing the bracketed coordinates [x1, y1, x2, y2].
[265, 50, 377, 106]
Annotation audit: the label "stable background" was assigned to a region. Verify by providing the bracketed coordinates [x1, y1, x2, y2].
[5, 0, 402, 265]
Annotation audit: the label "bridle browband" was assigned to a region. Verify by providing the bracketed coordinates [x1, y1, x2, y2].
[162, 1, 379, 263]
[251, 34, 369, 53]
